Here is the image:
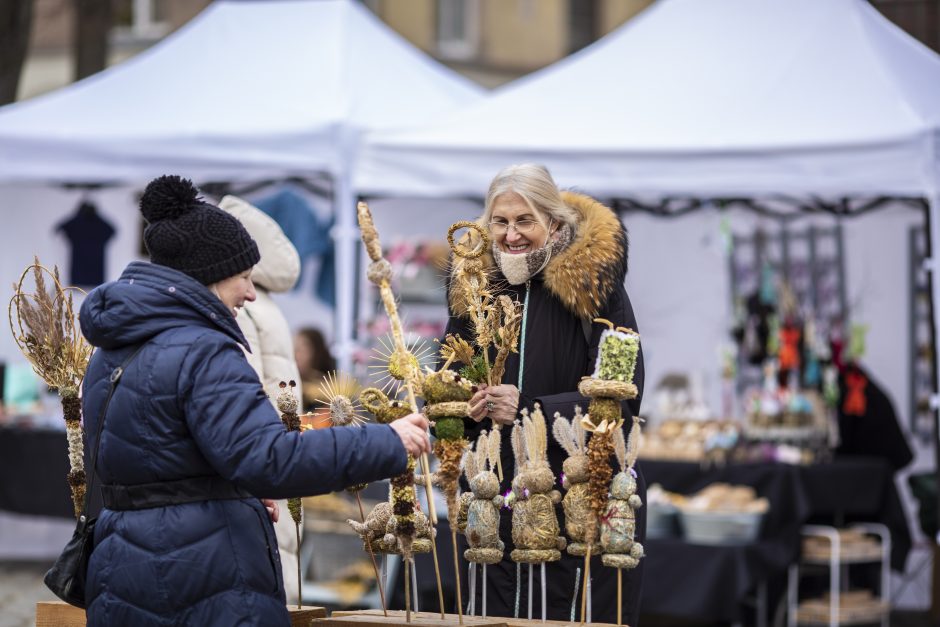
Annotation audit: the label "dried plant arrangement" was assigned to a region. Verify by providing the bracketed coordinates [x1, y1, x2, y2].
[446, 222, 522, 485]
[600, 419, 645, 627]
[357, 201, 444, 620]
[461, 429, 504, 618]
[311, 373, 388, 616]
[574, 318, 642, 625]
[9, 259, 93, 518]
[274, 381, 305, 609]
[349, 386, 435, 620]
[551, 407, 595, 557]
[508, 407, 565, 620]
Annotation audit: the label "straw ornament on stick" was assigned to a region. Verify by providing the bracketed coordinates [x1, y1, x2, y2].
[274, 381, 305, 609]
[9, 259, 92, 518]
[356, 201, 445, 620]
[313, 372, 388, 616]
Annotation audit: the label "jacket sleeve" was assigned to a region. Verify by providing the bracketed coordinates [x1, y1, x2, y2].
[529, 285, 645, 420]
[179, 336, 408, 498]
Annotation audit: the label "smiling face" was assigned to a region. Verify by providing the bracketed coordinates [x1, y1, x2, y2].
[489, 192, 551, 255]
[211, 269, 256, 317]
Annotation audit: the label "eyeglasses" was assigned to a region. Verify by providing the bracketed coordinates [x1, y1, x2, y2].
[487, 219, 540, 236]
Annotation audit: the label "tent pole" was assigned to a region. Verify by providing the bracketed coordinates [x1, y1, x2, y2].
[923, 193, 940, 620]
[335, 172, 357, 374]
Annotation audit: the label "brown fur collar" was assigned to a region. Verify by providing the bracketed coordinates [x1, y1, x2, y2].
[448, 192, 628, 320]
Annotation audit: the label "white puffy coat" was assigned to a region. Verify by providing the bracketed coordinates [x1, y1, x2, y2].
[220, 194, 304, 604]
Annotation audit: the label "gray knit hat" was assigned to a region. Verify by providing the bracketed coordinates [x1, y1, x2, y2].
[140, 175, 260, 285]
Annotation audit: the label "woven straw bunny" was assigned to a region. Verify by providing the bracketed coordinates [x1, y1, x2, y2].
[600, 422, 644, 569]
[509, 407, 566, 563]
[552, 407, 597, 556]
[462, 430, 505, 564]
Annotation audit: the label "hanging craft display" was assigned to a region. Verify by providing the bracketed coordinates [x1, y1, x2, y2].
[9, 259, 93, 518]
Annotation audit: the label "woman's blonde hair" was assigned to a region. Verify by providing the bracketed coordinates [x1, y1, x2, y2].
[482, 164, 578, 233]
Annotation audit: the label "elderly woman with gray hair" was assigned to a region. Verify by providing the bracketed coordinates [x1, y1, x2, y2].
[446, 164, 646, 625]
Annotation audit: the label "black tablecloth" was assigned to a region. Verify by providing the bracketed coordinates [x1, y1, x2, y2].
[639, 456, 911, 622]
[0, 425, 76, 518]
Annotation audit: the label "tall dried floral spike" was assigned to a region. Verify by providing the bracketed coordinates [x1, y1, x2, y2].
[9, 259, 92, 518]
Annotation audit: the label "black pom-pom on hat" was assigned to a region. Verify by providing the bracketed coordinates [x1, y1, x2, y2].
[141, 174, 260, 285]
[140, 175, 200, 222]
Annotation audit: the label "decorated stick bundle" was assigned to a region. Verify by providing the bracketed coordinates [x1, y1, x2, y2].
[9, 259, 92, 518]
[357, 201, 445, 620]
[274, 381, 305, 609]
[446, 221, 523, 480]
[416, 367, 473, 623]
[312, 374, 388, 617]
[508, 406, 565, 620]
[600, 423, 644, 569]
[551, 407, 595, 557]
[461, 429, 503, 618]
[575, 318, 642, 626]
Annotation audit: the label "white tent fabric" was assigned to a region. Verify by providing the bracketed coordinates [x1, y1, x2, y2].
[358, 0, 940, 198]
[0, 0, 483, 370]
[0, 0, 482, 183]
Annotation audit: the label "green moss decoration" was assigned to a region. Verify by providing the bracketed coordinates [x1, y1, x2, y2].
[597, 330, 640, 383]
[459, 352, 489, 384]
[434, 417, 465, 441]
[588, 397, 621, 428]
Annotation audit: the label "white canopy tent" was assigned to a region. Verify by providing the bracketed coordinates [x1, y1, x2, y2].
[359, 0, 940, 199]
[0, 0, 483, 368]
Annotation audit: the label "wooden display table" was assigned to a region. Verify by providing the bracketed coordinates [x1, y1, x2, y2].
[36, 601, 325, 626]
[324, 609, 507, 627]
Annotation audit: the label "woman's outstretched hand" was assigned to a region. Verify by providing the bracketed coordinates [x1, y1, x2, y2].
[390, 413, 432, 456]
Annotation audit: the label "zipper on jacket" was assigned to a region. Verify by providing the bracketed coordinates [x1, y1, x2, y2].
[517, 281, 530, 396]
[251, 504, 281, 593]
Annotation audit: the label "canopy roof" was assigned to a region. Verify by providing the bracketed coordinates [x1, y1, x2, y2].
[358, 0, 940, 199]
[0, 0, 482, 184]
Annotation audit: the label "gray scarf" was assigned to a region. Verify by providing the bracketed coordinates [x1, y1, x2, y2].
[492, 222, 573, 285]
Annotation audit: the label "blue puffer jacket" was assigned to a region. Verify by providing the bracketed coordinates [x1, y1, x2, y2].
[80, 262, 407, 626]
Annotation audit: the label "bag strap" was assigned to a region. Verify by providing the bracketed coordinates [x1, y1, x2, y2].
[79, 342, 149, 521]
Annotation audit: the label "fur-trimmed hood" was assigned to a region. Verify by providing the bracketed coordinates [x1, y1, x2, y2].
[449, 192, 628, 320]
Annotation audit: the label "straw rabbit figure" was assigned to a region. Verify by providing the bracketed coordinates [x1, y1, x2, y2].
[462, 430, 505, 564]
[600, 424, 644, 569]
[510, 407, 566, 563]
[552, 407, 597, 556]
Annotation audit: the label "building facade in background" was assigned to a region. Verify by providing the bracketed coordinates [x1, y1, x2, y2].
[16, 0, 940, 99]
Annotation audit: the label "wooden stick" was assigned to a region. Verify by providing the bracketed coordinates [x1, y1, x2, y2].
[580, 545, 592, 625]
[617, 568, 622, 627]
[482, 563, 488, 617]
[468, 562, 476, 616]
[295, 524, 302, 609]
[404, 558, 412, 623]
[452, 530, 464, 624]
[357, 494, 388, 617]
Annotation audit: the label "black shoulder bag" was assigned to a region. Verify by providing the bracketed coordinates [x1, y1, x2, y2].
[44, 342, 148, 608]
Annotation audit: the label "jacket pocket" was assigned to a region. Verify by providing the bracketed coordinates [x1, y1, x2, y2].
[248, 502, 281, 594]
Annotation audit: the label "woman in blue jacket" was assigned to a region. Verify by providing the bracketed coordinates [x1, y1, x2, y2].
[79, 175, 430, 626]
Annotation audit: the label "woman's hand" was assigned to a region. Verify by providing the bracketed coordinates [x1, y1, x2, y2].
[390, 413, 432, 456]
[261, 498, 279, 523]
[484, 384, 520, 426]
[468, 384, 490, 422]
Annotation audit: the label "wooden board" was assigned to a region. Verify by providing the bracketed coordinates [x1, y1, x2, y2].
[320, 609, 507, 627]
[290, 605, 328, 626]
[505, 618, 627, 627]
[35, 602, 86, 627]
[36, 601, 325, 627]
